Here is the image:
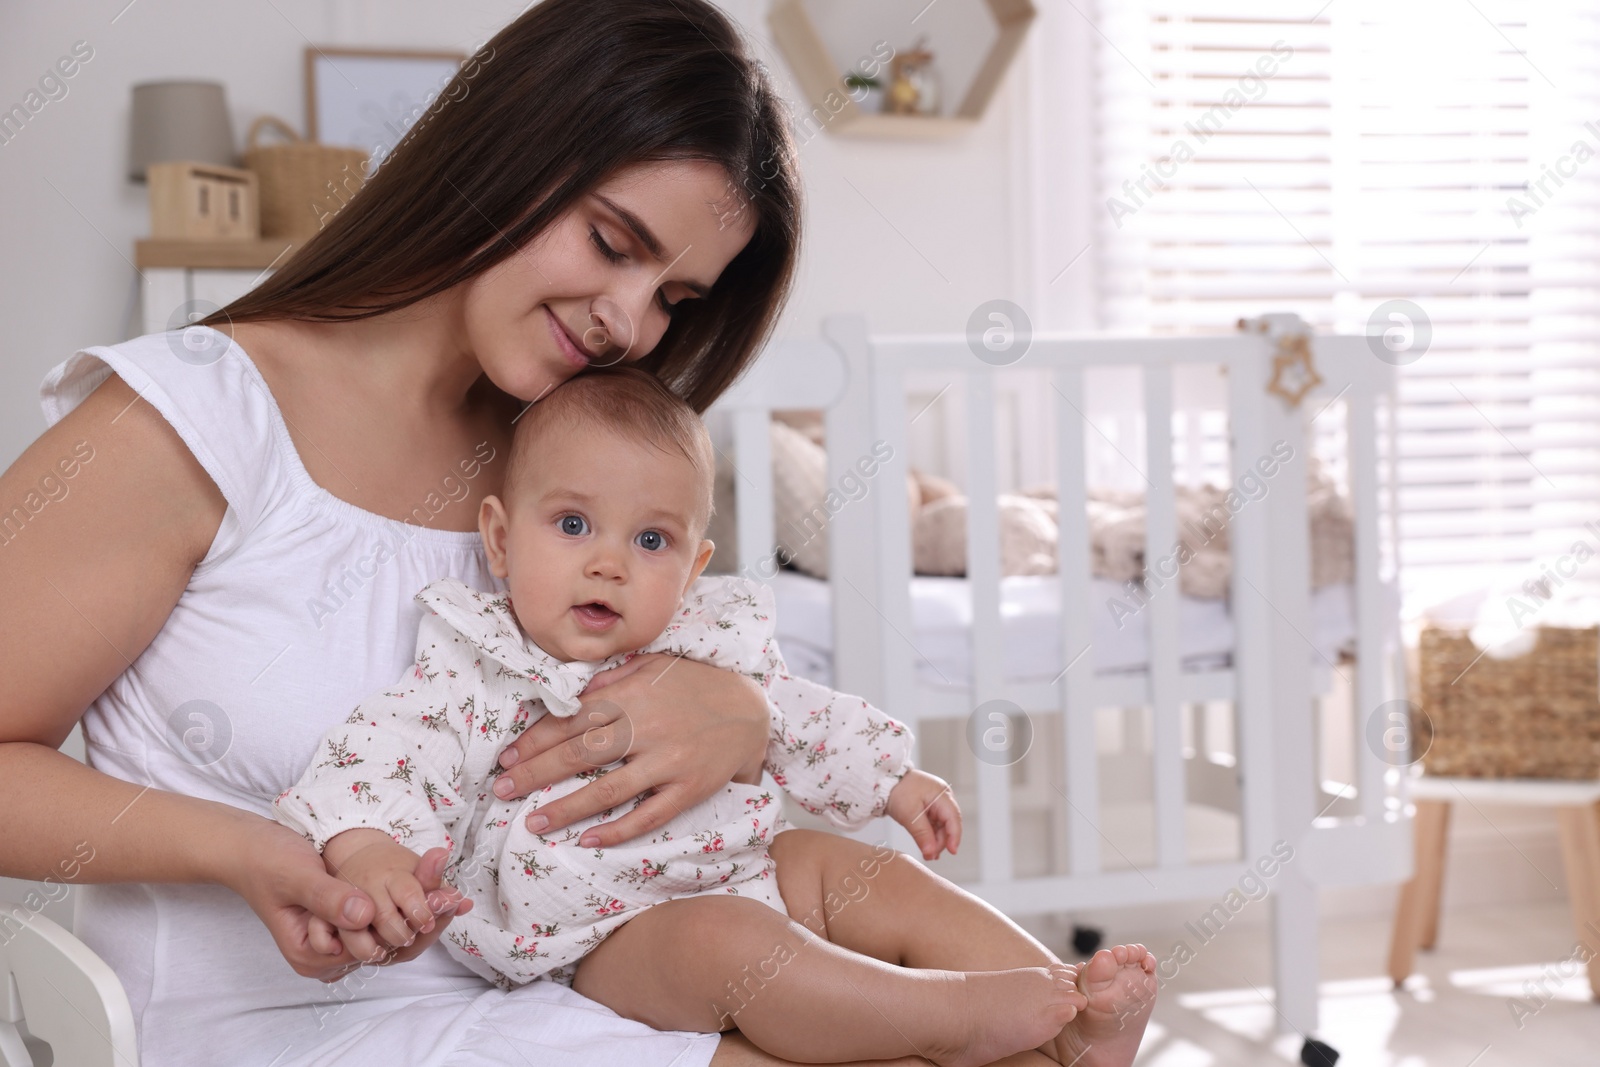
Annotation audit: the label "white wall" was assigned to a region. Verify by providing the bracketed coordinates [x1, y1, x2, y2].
[0, 0, 1034, 470]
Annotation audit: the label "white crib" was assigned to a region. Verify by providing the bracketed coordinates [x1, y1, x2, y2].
[714, 314, 1413, 1060]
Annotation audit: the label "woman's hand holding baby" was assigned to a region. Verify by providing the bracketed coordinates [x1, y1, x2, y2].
[885, 769, 962, 861]
[490, 654, 770, 848]
[312, 829, 473, 964]
[228, 818, 464, 982]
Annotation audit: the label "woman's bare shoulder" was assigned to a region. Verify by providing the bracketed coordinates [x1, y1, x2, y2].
[0, 373, 226, 746]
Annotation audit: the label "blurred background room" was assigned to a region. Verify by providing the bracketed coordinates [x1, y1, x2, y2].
[4, 2, 1600, 1065]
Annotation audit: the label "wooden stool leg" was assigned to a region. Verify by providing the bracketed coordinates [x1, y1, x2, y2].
[1417, 801, 1451, 949]
[1388, 799, 1449, 989]
[1555, 802, 1600, 1000]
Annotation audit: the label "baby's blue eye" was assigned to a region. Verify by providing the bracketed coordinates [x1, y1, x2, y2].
[636, 530, 665, 552]
[559, 515, 588, 536]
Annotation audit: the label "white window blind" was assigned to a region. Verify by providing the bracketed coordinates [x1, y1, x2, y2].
[1091, 0, 1600, 609]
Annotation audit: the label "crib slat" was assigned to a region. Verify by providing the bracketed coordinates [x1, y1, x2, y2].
[1144, 364, 1187, 868]
[1052, 367, 1100, 877]
[1228, 346, 1280, 863]
[1347, 362, 1388, 820]
[731, 408, 774, 586]
[822, 317, 888, 709]
[966, 371, 1013, 886]
[869, 347, 917, 781]
[1261, 351, 1318, 837]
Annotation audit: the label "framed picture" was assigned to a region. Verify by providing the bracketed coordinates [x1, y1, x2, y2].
[304, 46, 467, 171]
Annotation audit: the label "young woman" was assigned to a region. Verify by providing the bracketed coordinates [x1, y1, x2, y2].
[0, 2, 1132, 1065]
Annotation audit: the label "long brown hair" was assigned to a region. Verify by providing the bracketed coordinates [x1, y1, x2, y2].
[201, 0, 800, 413]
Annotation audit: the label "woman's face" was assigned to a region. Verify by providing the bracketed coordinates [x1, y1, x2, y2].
[460, 158, 757, 403]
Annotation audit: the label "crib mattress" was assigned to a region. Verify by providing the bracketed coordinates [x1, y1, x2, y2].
[770, 569, 1355, 690]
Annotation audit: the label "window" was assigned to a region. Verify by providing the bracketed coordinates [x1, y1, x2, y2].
[1081, 0, 1600, 610]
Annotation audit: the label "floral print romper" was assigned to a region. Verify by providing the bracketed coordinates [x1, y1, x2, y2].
[274, 575, 914, 990]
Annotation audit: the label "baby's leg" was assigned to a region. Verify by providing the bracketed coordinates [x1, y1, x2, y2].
[769, 830, 1158, 1067]
[571, 894, 1084, 1067]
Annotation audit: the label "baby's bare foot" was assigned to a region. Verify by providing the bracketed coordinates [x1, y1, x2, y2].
[1048, 944, 1158, 1067]
[925, 966, 1087, 1067]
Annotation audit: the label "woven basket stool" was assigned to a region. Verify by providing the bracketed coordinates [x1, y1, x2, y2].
[1389, 624, 1600, 997]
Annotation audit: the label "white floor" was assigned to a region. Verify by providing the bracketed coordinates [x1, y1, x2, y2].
[1024, 901, 1600, 1066]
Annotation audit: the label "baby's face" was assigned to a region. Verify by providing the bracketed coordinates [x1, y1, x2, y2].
[479, 426, 713, 663]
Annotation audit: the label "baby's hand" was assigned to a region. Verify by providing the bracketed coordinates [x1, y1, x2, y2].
[319, 828, 462, 957]
[885, 769, 962, 861]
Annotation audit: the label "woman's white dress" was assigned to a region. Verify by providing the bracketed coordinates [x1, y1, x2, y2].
[36, 327, 721, 1067]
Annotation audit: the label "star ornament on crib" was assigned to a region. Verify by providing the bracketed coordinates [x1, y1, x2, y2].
[1239, 313, 1324, 409]
[1266, 334, 1323, 408]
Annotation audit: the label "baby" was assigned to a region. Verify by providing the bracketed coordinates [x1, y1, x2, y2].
[274, 367, 1157, 1067]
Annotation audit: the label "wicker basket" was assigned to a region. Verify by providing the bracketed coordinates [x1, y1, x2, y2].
[1416, 624, 1600, 778]
[241, 116, 367, 240]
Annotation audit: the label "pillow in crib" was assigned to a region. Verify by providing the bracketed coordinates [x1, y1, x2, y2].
[768, 415, 1056, 580]
[912, 494, 1058, 577]
[770, 419, 923, 579]
[701, 446, 740, 575]
[771, 419, 832, 577]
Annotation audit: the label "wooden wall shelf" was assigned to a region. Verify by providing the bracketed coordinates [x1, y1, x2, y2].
[769, 0, 1035, 139]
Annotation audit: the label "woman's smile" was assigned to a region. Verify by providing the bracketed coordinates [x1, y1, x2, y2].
[545, 305, 592, 370]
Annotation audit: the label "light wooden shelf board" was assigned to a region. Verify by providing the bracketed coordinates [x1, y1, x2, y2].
[829, 114, 979, 139]
[135, 237, 300, 270]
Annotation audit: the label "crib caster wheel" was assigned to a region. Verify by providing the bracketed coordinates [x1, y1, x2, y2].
[1070, 924, 1103, 957]
[1300, 1037, 1339, 1066]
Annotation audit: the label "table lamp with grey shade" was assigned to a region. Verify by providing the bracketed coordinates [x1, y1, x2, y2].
[128, 80, 237, 182]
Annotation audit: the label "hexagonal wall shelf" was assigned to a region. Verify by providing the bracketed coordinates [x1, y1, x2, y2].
[769, 0, 1036, 139]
